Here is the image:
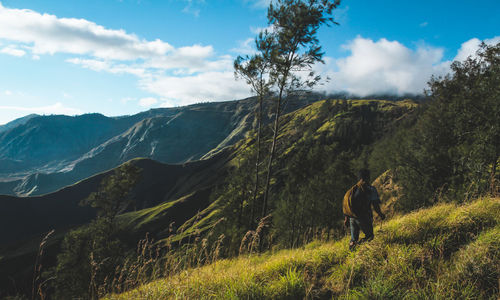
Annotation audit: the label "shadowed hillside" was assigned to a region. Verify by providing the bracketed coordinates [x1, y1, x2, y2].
[0, 150, 232, 246]
[0, 151, 233, 297]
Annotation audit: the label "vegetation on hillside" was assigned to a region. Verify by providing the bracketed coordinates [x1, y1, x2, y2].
[213, 99, 416, 253]
[0, 0, 498, 297]
[108, 197, 500, 299]
[371, 42, 500, 211]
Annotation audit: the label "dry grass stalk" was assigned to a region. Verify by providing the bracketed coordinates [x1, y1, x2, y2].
[32, 229, 55, 300]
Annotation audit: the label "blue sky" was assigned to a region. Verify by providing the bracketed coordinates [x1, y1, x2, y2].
[0, 0, 499, 124]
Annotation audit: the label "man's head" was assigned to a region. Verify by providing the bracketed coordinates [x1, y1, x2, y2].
[358, 168, 370, 182]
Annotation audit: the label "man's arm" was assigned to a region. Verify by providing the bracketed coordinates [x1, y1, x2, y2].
[370, 186, 385, 220]
[373, 202, 385, 220]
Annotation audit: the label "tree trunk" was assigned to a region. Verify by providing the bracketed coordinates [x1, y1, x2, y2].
[250, 95, 264, 228]
[262, 93, 282, 218]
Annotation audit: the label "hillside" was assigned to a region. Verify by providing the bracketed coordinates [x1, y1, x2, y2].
[0, 152, 233, 296]
[0, 113, 39, 133]
[108, 197, 500, 299]
[0, 95, 321, 196]
[0, 99, 411, 247]
[0, 150, 234, 246]
[0, 99, 418, 298]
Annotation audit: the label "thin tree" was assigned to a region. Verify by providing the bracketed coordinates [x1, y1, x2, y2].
[234, 31, 275, 227]
[260, 0, 340, 218]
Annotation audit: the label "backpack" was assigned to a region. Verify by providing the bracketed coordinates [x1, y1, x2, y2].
[343, 179, 369, 218]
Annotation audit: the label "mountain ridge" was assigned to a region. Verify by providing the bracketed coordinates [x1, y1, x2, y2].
[0, 95, 323, 196]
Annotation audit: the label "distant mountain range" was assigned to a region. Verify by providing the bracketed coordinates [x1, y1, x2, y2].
[0, 95, 321, 196]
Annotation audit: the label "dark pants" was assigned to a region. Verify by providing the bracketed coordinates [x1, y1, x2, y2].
[349, 216, 373, 243]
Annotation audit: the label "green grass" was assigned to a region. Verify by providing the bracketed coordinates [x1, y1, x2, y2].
[118, 196, 182, 230]
[105, 197, 499, 299]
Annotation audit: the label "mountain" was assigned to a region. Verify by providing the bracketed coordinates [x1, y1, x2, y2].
[0, 99, 419, 297]
[0, 150, 233, 246]
[0, 114, 39, 133]
[0, 113, 144, 177]
[0, 95, 322, 196]
[0, 99, 417, 245]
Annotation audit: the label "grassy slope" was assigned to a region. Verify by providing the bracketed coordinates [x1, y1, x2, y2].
[0, 99, 419, 297]
[115, 99, 418, 248]
[106, 197, 499, 299]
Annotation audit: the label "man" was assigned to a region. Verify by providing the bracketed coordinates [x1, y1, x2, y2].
[343, 169, 385, 250]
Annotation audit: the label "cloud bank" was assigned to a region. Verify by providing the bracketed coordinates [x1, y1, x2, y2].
[317, 37, 449, 96]
[0, 2, 243, 107]
[316, 36, 500, 96]
[1, 2, 499, 111]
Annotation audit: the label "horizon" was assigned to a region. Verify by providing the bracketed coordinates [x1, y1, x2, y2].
[0, 92, 426, 126]
[0, 0, 499, 124]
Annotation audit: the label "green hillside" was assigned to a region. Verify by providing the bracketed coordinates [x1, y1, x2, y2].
[107, 197, 500, 299]
[111, 99, 418, 252]
[0, 98, 417, 298]
[2, 88, 496, 299]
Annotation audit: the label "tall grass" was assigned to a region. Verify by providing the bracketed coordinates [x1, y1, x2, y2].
[104, 197, 500, 299]
[87, 216, 230, 298]
[32, 230, 54, 300]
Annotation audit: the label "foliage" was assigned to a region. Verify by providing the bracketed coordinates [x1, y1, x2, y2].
[82, 162, 141, 223]
[216, 148, 263, 254]
[213, 99, 415, 252]
[247, 0, 341, 219]
[49, 163, 141, 299]
[384, 42, 500, 210]
[51, 219, 125, 299]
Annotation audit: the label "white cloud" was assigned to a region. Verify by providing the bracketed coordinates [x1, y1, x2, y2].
[454, 36, 500, 62]
[66, 58, 147, 76]
[246, 0, 270, 9]
[231, 38, 256, 55]
[0, 102, 82, 115]
[182, 0, 205, 17]
[0, 45, 26, 56]
[419, 21, 428, 27]
[140, 71, 250, 106]
[0, 2, 172, 60]
[138, 97, 158, 107]
[316, 36, 450, 96]
[5, 3, 497, 109]
[4, 90, 12, 95]
[145, 45, 231, 73]
[0, 2, 252, 108]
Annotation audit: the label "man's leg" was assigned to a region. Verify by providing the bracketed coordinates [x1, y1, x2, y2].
[358, 217, 374, 243]
[349, 217, 360, 244]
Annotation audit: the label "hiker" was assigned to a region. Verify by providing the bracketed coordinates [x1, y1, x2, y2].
[343, 169, 385, 249]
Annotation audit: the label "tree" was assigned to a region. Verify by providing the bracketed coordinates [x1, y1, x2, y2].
[52, 163, 141, 299]
[82, 162, 141, 224]
[234, 31, 275, 227]
[391, 42, 500, 210]
[260, 0, 340, 218]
